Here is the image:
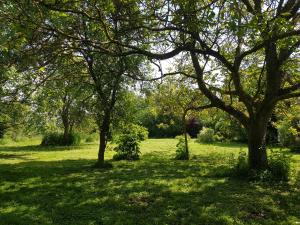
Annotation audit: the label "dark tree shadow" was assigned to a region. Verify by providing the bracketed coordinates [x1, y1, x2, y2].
[0, 145, 88, 152]
[0, 154, 299, 225]
[0, 153, 31, 160]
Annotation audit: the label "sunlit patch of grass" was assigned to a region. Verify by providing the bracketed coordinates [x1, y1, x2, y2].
[0, 138, 299, 224]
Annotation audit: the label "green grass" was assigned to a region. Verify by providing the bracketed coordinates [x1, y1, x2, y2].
[0, 139, 299, 225]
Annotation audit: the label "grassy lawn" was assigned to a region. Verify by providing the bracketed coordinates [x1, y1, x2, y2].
[0, 139, 299, 225]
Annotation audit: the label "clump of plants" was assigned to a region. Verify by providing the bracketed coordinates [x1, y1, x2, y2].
[113, 124, 148, 161]
[197, 127, 215, 143]
[174, 135, 189, 160]
[277, 107, 300, 152]
[232, 150, 293, 182]
[85, 133, 98, 143]
[268, 150, 292, 181]
[41, 132, 81, 146]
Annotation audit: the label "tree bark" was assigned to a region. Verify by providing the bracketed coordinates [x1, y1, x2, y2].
[62, 111, 70, 144]
[182, 110, 189, 159]
[97, 111, 111, 164]
[98, 131, 107, 163]
[247, 117, 269, 170]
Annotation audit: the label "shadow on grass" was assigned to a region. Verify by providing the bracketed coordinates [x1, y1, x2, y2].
[0, 145, 89, 152]
[0, 153, 31, 160]
[194, 141, 247, 149]
[0, 153, 299, 225]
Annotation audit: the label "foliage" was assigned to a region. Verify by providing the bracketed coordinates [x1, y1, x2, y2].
[231, 151, 249, 177]
[141, 113, 183, 138]
[290, 138, 300, 153]
[175, 134, 191, 140]
[197, 127, 215, 143]
[277, 120, 295, 146]
[113, 124, 147, 160]
[232, 150, 293, 182]
[174, 136, 189, 160]
[129, 124, 149, 141]
[268, 150, 292, 182]
[276, 104, 300, 151]
[0, 122, 6, 139]
[113, 134, 141, 161]
[85, 133, 98, 143]
[41, 132, 81, 146]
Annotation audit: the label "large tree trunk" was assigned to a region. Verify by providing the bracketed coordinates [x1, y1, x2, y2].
[98, 131, 107, 163]
[97, 112, 111, 164]
[247, 117, 269, 170]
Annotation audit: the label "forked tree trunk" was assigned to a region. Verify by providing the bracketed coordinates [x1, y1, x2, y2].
[247, 117, 269, 170]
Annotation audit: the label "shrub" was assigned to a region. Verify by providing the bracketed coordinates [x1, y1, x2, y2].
[277, 120, 295, 147]
[231, 150, 292, 182]
[41, 132, 81, 146]
[268, 150, 292, 181]
[85, 133, 98, 143]
[0, 138, 9, 145]
[232, 151, 249, 177]
[175, 136, 189, 160]
[277, 116, 300, 151]
[113, 124, 148, 161]
[85, 136, 95, 143]
[128, 124, 148, 141]
[197, 127, 215, 143]
[290, 137, 300, 153]
[113, 133, 141, 160]
[175, 134, 191, 140]
[0, 122, 7, 139]
[67, 133, 81, 145]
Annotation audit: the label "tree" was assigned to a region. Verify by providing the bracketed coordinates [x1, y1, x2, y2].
[2, 1, 299, 170]
[1, 1, 145, 165]
[116, 0, 300, 170]
[29, 65, 93, 141]
[153, 76, 211, 158]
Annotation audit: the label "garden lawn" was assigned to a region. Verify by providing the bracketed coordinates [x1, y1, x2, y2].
[0, 139, 299, 225]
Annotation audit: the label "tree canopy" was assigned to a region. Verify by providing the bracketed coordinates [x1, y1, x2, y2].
[0, 0, 299, 169]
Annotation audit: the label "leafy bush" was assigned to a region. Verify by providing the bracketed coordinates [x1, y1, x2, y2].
[175, 134, 191, 140]
[197, 127, 215, 143]
[277, 120, 296, 147]
[0, 122, 7, 139]
[268, 150, 292, 181]
[277, 113, 300, 151]
[130, 124, 149, 141]
[0, 138, 9, 145]
[85, 133, 98, 143]
[41, 132, 81, 146]
[175, 136, 189, 160]
[231, 150, 292, 182]
[290, 139, 300, 152]
[113, 133, 141, 160]
[113, 124, 147, 160]
[232, 151, 249, 177]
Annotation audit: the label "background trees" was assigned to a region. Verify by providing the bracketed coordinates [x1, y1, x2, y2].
[0, 0, 299, 171]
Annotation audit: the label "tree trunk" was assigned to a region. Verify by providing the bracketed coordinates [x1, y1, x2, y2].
[97, 112, 110, 164]
[182, 110, 189, 159]
[63, 123, 70, 142]
[247, 117, 269, 170]
[98, 131, 107, 163]
[62, 113, 70, 144]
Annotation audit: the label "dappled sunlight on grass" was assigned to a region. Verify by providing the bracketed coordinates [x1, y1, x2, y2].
[0, 139, 299, 224]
